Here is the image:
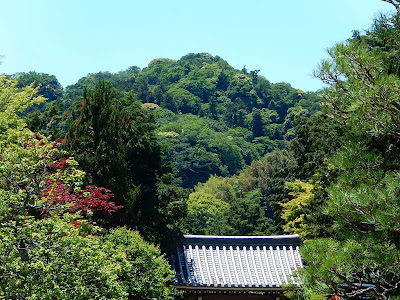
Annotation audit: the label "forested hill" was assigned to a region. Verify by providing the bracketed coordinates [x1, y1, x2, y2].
[16, 53, 321, 188]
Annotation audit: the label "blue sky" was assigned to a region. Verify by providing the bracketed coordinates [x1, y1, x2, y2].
[0, 0, 394, 92]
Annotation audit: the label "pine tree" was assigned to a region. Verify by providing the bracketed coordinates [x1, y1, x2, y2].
[299, 5, 400, 299]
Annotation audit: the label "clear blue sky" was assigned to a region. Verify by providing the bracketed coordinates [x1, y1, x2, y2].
[0, 0, 395, 92]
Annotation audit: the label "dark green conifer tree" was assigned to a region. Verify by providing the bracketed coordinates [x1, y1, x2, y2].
[251, 108, 264, 138]
[65, 81, 186, 247]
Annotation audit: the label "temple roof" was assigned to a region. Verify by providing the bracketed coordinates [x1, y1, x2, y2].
[171, 234, 303, 291]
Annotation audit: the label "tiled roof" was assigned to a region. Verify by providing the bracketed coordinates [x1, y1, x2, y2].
[171, 235, 303, 290]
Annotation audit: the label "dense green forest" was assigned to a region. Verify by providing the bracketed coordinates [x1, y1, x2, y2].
[9, 53, 323, 240]
[19, 53, 320, 188]
[2, 0, 400, 298]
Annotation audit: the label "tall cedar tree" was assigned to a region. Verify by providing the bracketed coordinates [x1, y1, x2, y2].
[64, 81, 182, 245]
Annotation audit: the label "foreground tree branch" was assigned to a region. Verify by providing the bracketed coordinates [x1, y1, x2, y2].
[382, 0, 400, 12]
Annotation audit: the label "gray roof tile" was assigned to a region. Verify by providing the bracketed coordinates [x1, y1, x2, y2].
[171, 234, 303, 289]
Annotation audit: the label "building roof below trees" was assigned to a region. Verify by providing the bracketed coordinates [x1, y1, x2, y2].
[170, 234, 303, 295]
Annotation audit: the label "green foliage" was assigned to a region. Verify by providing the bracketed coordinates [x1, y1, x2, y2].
[14, 71, 64, 102]
[65, 67, 140, 100]
[194, 175, 237, 205]
[189, 175, 275, 235]
[289, 113, 344, 180]
[166, 87, 201, 114]
[8, 52, 324, 243]
[134, 52, 320, 161]
[66, 80, 137, 201]
[65, 81, 186, 247]
[298, 7, 400, 299]
[0, 75, 45, 142]
[0, 78, 174, 299]
[11, 72, 68, 139]
[280, 180, 314, 238]
[1, 216, 174, 299]
[23, 99, 67, 139]
[103, 227, 174, 299]
[263, 111, 346, 238]
[155, 112, 258, 188]
[184, 192, 232, 235]
[301, 237, 400, 300]
[10, 53, 322, 192]
[228, 188, 274, 235]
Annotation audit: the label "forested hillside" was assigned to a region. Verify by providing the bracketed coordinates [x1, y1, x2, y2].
[7, 54, 323, 239]
[19, 53, 320, 187]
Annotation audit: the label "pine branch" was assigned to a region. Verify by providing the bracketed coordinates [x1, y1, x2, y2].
[382, 0, 400, 13]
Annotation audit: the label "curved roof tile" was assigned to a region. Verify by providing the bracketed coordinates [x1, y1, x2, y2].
[171, 235, 303, 289]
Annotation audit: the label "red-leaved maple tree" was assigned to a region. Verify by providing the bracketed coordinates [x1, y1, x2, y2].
[27, 135, 123, 217]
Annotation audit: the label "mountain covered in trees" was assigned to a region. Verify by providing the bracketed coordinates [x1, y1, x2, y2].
[18, 53, 321, 188]
[3, 1, 400, 297]
[9, 54, 323, 239]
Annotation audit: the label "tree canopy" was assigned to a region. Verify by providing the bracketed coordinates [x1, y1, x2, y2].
[64, 81, 187, 247]
[0, 76, 174, 299]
